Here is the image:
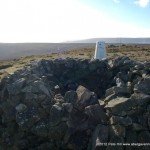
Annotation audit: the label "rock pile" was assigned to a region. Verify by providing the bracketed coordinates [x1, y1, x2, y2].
[0, 56, 150, 150]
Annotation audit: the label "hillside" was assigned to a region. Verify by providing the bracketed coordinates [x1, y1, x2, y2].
[0, 43, 94, 60]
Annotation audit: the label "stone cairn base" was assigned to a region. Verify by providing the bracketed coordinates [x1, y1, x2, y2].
[0, 56, 150, 150]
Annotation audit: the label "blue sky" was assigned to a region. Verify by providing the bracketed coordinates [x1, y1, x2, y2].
[80, 0, 150, 28]
[0, 0, 149, 42]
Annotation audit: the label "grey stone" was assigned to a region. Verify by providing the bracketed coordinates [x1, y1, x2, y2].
[105, 86, 131, 97]
[110, 116, 132, 126]
[15, 103, 27, 113]
[85, 104, 107, 124]
[62, 103, 73, 113]
[131, 92, 150, 106]
[91, 124, 108, 150]
[54, 94, 64, 103]
[134, 77, 150, 94]
[49, 104, 63, 125]
[116, 78, 125, 87]
[76, 85, 98, 110]
[104, 94, 117, 103]
[64, 90, 78, 105]
[16, 106, 41, 130]
[105, 97, 135, 116]
[7, 78, 26, 95]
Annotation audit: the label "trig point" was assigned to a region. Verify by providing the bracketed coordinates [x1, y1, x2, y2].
[94, 41, 107, 60]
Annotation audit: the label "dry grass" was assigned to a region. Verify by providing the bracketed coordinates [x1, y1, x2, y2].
[0, 44, 150, 80]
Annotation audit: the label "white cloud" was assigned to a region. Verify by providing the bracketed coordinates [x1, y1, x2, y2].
[134, 0, 150, 7]
[113, 0, 120, 3]
[0, 0, 149, 42]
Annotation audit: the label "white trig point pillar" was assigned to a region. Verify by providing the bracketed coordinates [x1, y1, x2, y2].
[94, 41, 107, 60]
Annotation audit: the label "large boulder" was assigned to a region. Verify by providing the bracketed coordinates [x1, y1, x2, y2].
[105, 97, 135, 116]
[76, 85, 98, 110]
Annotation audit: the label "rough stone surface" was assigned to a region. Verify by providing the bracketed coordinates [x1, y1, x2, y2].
[0, 56, 150, 149]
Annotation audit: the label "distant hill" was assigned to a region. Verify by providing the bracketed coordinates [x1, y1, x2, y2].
[67, 38, 150, 44]
[0, 43, 94, 60]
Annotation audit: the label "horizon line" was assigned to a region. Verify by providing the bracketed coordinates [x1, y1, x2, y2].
[0, 37, 150, 44]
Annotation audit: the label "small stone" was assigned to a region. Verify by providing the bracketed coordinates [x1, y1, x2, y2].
[54, 94, 64, 103]
[98, 100, 105, 107]
[116, 78, 125, 87]
[15, 104, 27, 113]
[54, 85, 60, 94]
[64, 90, 78, 105]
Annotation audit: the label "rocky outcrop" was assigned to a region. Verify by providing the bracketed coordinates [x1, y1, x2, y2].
[0, 56, 150, 149]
